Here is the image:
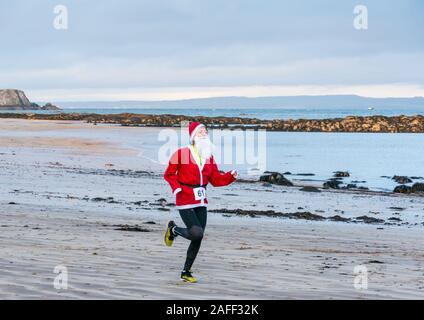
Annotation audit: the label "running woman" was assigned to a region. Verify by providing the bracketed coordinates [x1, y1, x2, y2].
[163, 122, 238, 283]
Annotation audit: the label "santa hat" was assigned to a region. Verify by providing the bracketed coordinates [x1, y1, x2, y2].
[189, 122, 205, 143]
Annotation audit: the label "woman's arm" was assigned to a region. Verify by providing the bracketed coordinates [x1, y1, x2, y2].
[208, 156, 237, 187]
[164, 150, 182, 194]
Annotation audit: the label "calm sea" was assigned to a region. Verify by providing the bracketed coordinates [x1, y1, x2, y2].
[2, 107, 423, 192]
[1, 107, 423, 120]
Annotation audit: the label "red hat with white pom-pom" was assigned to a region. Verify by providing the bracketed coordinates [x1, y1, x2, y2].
[189, 122, 205, 143]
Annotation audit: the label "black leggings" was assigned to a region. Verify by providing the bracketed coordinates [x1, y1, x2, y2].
[174, 206, 207, 271]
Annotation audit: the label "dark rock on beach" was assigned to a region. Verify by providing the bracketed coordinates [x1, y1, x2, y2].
[133, 200, 149, 206]
[412, 183, 424, 193]
[286, 212, 325, 221]
[323, 179, 342, 189]
[328, 215, 351, 222]
[209, 208, 325, 221]
[388, 207, 405, 211]
[393, 183, 424, 194]
[114, 224, 151, 232]
[210, 208, 386, 225]
[355, 216, 385, 224]
[334, 171, 350, 178]
[91, 197, 118, 203]
[259, 172, 293, 186]
[392, 175, 413, 184]
[393, 185, 412, 194]
[300, 186, 321, 193]
[342, 184, 357, 189]
[156, 198, 167, 205]
[70, 167, 154, 179]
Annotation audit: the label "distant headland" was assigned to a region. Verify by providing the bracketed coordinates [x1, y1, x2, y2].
[0, 89, 60, 110]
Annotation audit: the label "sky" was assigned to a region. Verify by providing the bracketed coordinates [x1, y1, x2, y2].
[1, 0, 424, 101]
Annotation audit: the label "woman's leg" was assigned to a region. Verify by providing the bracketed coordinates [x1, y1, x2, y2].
[173, 208, 202, 240]
[174, 207, 207, 271]
[183, 206, 207, 271]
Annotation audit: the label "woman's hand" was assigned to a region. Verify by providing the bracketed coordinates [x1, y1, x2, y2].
[231, 170, 238, 179]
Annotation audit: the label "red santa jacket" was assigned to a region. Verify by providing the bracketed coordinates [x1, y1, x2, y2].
[164, 145, 236, 209]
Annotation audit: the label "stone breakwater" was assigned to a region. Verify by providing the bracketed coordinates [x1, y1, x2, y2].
[0, 112, 424, 133]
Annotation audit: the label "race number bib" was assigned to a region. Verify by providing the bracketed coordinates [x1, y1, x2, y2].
[193, 187, 206, 201]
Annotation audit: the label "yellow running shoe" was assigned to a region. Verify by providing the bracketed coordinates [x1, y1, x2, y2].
[164, 220, 176, 247]
[181, 270, 198, 283]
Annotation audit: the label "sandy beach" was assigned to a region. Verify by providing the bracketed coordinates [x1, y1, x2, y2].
[1, 119, 424, 299]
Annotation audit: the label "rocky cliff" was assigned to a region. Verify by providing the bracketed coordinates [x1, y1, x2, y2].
[0, 89, 34, 109]
[0, 89, 60, 110]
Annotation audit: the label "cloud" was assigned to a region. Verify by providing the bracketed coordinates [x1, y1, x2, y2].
[3, 52, 423, 89]
[1, 0, 424, 99]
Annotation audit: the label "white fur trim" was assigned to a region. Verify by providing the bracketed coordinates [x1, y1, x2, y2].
[173, 188, 182, 195]
[176, 203, 208, 210]
[190, 124, 205, 142]
[231, 170, 237, 175]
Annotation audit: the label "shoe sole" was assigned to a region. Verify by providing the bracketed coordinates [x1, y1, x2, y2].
[164, 221, 174, 247]
[181, 278, 198, 283]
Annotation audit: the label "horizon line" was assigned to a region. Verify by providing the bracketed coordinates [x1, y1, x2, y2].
[34, 93, 424, 104]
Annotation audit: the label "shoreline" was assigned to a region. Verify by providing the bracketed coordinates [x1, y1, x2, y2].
[0, 112, 423, 133]
[0, 118, 422, 195]
[0, 118, 422, 226]
[1, 118, 424, 299]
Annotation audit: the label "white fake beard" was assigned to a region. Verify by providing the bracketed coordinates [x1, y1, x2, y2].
[194, 136, 215, 160]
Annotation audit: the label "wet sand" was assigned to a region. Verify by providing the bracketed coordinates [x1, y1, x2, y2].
[1, 119, 424, 299]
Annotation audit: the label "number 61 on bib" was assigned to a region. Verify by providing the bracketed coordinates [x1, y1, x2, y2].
[193, 187, 206, 201]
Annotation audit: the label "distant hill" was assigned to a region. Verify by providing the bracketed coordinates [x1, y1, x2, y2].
[0, 89, 61, 110]
[0, 89, 34, 110]
[54, 95, 424, 109]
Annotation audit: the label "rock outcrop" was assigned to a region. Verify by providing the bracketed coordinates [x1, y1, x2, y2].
[0, 89, 61, 110]
[40, 103, 61, 110]
[0, 89, 33, 110]
[0, 111, 423, 133]
[394, 183, 424, 194]
[392, 176, 412, 184]
[259, 172, 293, 186]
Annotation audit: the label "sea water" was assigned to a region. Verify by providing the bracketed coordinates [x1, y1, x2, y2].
[1, 110, 423, 192]
[1, 106, 423, 120]
[61, 126, 424, 192]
